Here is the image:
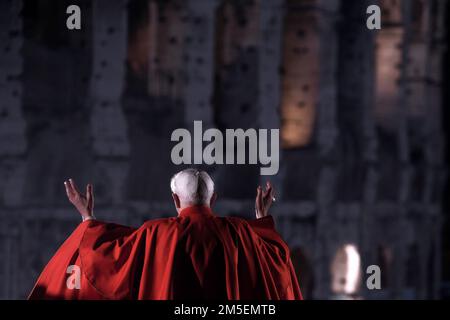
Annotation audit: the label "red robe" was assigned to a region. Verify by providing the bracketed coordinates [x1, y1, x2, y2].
[29, 206, 302, 300]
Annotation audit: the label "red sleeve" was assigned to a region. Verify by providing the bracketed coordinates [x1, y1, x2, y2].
[29, 217, 180, 300]
[79, 218, 181, 300]
[247, 215, 290, 259]
[247, 215, 277, 238]
[28, 220, 110, 299]
[78, 220, 143, 299]
[245, 215, 303, 300]
[29, 218, 175, 300]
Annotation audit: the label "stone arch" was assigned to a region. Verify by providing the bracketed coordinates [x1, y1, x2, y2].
[330, 243, 363, 299]
[377, 244, 393, 289]
[210, 0, 261, 199]
[279, 0, 319, 149]
[213, 0, 261, 130]
[404, 243, 420, 299]
[126, 0, 187, 98]
[123, 0, 187, 202]
[21, 0, 93, 204]
[426, 239, 437, 299]
[335, 0, 375, 201]
[290, 246, 315, 299]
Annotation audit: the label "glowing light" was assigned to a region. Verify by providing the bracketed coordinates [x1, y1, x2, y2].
[331, 244, 362, 297]
[344, 244, 361, 294]
[280, 6, 319, 148]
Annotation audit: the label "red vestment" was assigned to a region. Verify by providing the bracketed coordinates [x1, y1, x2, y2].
[29, 206, 302, 300]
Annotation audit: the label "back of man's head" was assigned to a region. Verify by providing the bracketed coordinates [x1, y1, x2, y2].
[170, 169, 214, 206]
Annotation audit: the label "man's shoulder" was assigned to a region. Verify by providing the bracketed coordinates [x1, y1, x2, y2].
[141, 217, 177, 229]
[221, 215, 275, 230]
[217, 215, 252, 228]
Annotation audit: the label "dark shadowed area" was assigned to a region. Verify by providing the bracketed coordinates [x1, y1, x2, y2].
[0, 0, 448, 300]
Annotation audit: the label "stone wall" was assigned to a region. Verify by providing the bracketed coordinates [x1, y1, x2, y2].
[0, 0, 447, 299]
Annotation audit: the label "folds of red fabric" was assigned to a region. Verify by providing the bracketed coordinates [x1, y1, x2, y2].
[29, 206, 303, 300]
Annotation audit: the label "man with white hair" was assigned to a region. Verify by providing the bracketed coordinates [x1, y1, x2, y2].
[170, 169, 217, 211]
[29, 168, 302, 300]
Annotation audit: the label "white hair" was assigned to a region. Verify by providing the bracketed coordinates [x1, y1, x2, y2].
[170, 169, 214, 205]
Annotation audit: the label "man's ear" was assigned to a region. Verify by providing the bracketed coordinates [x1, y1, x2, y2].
[172, 193, 181, 209]
[209, 192, 217, 207]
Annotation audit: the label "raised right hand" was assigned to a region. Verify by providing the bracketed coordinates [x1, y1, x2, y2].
[64, 178, 94, 220]
[255, 181, 275, 219]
